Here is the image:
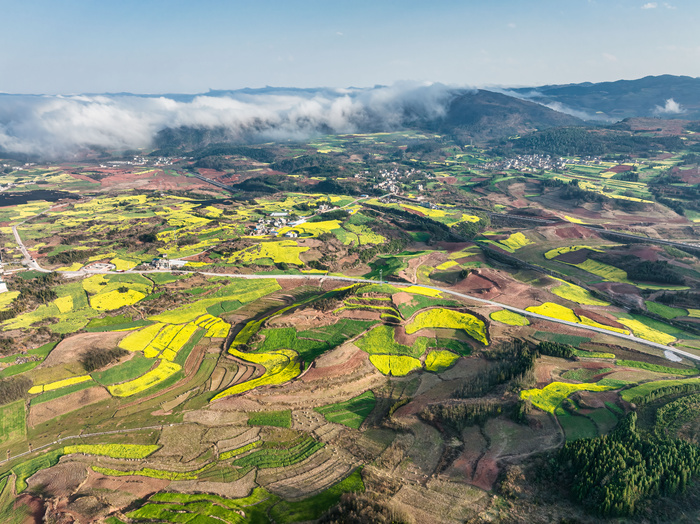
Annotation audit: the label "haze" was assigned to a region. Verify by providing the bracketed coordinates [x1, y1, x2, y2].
[2, 0, 699, 94]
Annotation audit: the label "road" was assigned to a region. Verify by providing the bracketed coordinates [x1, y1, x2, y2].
[9, 204, 700, 362]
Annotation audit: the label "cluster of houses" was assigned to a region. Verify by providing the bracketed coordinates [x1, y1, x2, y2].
[353, 166, 429, 194]
[482, 154, 571, 172]
[150, 255, 188, 270]
[248, 203, 341, 237]
[99, 155, 176, 169]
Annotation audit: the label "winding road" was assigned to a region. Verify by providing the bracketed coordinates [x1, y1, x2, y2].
[9, 207, 700, 362]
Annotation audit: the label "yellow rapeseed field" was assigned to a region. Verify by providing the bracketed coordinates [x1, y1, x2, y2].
[520, 381, 615, 413]
[53, 295, 74, 314]
[550, 279, 609, 306]
[108, 360, 181, 397]
[119, 323, 165, 352]
[91, 289, 146, 311]
[490, 310, 530, 326]
[405, 308, 488, 345]
[617, 318, 676, 345]
[424, 350, 459, 373]
[526, 302, 580, 323]
[29, 375, 92, 395]
[369, 355, 422, 376]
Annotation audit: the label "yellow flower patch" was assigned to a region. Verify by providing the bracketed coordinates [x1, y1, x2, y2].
[520, 381, 615, 413]
[617, 318, 676, 345]
[119, 323, 165, 352]
[424, 350, 459, 373]
[91, 289, 146, 311]
[64, 444, 159, 458]
[110, 257, 138, 271]
[369, 355, 422, 376]
[403, 285, 442, 298]
[212, 348, 301, 400]
[526, 302, 580, 323]
[490, 309, 530, 326]
[550, 279, 609, 306]
[29, 375, 92, 395]
[54, 296, 73, 314]
[405, 308, 488, 345]
[107, 360, 181, 397]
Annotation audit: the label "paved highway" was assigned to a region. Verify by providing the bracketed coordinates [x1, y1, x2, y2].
[9, 206, 699, 362]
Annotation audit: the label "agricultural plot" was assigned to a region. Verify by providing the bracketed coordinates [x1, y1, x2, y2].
[248, 410, 292, 428]
[490, 309, 529, 326]
[369, 354, 422, 376]
[356, 324, 427, 359]
[520, 382, 616, 413]
[232, 434, 324, 469]
[129, 488, 277, 523]
[0, 401, 26, 446]
[315, 391, 376, 429]
[405, 308, 488, 345]
[424, 350, 459, 372]
[550, 279, 609, 306]
[107, 359, 181, 397]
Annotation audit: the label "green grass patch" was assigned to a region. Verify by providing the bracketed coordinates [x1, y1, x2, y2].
[248, 410, 292, 428]
[426, 337, 472, 356]
[26, 341, 58, 359]
[394, 294, 460, 319]
[356, 324, 427, 358]
[314, 391, 376, 429]
[586, 407, 619, 434]
[0, 361, 40, 378]
[91, 354, 157, 386]
[12, 449, 64, 493]
[232, 434, 324, 469]
[562, 368, 613, 382]
[572, 348, 616, 359]
[645, 301, 687, 319]
[30, 379, 97, 405]
[0, 401, 26, 446]
[557, 408, 598, 441]
[616, 359, 698, 376]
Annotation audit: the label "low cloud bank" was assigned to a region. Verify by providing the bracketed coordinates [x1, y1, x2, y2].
[0, 82, 459, 159]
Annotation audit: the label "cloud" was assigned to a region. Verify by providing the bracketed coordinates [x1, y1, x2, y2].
[653, 98, 685, 114]
[602, 52, 618, 62]
[507, 22, 516, 29]
[664, 2, 676, 8]
[641, 2, 657, 8]
[0, 83, 462, 159]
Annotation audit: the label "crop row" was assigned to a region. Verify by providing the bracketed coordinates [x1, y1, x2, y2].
[107, 359, 181, 397]
[520, 381, 616, 413]
[232, 436, 324, 469]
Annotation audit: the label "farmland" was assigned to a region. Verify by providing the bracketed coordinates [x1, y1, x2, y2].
[1, 125, 700, 522]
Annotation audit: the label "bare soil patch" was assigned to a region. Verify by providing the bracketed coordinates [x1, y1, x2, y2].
[27, 460, 87, 498]
[28, 385, 110, 428]
[302, 346, 368, 382]
[41, 331, 127, 368]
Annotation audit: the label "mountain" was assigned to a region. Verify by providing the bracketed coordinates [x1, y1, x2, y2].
[509, 74, 700, 121]
[430, 89, 584, 141]
[153, 88, 585, 150]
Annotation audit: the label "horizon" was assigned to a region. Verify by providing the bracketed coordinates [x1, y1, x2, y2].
[0, 72, 697, 97]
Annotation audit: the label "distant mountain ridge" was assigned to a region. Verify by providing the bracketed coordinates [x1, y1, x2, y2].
[509, 74, 700, 121]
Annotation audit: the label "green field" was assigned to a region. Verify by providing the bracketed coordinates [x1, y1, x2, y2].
[248, 410, 292, 428]
[314, 391, 376, 429]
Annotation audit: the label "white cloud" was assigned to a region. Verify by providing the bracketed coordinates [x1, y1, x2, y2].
[654, 98, 685, 114]
[0, 83, 461, 158]
[641, 2, 658, 8]
[602, 52, 618, 62]
[664, 2, 676, 8]
[507, 22, 516, 29]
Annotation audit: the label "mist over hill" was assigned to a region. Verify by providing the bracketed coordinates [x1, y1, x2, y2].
[2, 75, 699, 160]
[508, 74, 700, 121]
[0, 83, 584, 160]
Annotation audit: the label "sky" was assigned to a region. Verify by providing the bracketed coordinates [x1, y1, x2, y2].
[1, 0, 699, 94]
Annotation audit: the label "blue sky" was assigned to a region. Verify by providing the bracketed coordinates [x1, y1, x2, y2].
[1, 0, 698, 93]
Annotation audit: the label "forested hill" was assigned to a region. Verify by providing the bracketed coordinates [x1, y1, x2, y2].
[509, 74, 700, 121]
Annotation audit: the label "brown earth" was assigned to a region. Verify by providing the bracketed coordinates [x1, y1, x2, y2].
[573, 309, 627, 330]
[554, 248, 593, 264]
[40, 331, 127, 368]
[26, 460, 87, 498]
[28, 386, 111, 428]
[301, 345, 369, 382]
